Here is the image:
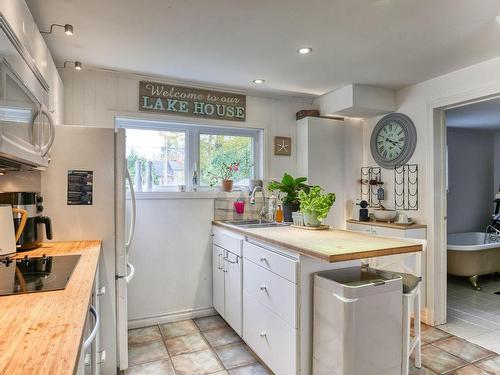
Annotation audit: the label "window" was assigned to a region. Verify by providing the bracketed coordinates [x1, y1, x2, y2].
[118, 118, 262, 192]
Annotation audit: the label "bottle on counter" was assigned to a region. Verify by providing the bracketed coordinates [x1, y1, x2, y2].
[276, 205, 283, 223]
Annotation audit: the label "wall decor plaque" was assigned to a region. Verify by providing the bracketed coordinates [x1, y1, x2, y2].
[67, 170, 93, 205]
[139, 81, 246, 121]
[274, 136, 292, 156]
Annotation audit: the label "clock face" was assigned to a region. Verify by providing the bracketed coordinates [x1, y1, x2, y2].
[370, 113, 417, 169]
[375, 122, 406, 161]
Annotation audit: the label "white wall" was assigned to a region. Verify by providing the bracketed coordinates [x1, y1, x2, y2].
[446, 128, 495, 233]
[60, 67, 314, 323]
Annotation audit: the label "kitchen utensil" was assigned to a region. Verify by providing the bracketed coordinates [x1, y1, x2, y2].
[397, 213, 413, 224]
[0, 205, 28, 255]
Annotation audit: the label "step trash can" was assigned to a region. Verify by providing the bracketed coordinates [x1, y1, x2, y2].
[313, 266, 403, 375]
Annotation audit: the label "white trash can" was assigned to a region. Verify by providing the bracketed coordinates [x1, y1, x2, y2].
[313, 267, 403, 375]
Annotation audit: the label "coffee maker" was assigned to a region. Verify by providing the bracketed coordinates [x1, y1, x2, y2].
[0, 192, 52, 251]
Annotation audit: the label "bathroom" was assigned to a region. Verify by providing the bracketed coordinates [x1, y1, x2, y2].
[440, 97, 500, 352]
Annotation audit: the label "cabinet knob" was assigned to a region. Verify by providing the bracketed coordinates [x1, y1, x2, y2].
[260, 257, 267, 262]
[259, 285, 267, 291]
[260, 332, 267, 337]
[97, 286, 106, 296]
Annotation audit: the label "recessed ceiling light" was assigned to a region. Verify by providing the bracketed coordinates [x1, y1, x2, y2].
[253, 79, 265, 84]
[297, 47, 312, 55]
[496, 15, 500, 24]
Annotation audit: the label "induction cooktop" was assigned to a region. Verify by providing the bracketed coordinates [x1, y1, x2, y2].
[0, 254, 80, 296]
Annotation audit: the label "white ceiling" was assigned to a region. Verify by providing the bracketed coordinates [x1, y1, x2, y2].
[447, 97, 500, 130]
[27, 0, 500, 97]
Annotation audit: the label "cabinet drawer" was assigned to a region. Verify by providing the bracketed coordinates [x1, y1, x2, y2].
[244, 259, 297, 328]
[346, 222, 373, 234]
[213, 227, 243, 256]
[243, 291, 297, 375]
[243, 241, 297, 283]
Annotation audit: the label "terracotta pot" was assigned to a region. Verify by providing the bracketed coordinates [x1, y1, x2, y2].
[222, 179, 233, 192]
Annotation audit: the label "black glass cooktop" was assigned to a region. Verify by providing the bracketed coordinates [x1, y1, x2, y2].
[0, 254, 80, 296]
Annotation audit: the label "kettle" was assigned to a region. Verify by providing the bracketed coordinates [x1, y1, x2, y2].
[0, 205, 28, 256]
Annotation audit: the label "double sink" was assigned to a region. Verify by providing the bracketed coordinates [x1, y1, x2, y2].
[222, 220, 291, 229]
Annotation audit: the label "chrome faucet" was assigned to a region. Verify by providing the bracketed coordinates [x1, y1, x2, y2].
[250, 186, 268, 222]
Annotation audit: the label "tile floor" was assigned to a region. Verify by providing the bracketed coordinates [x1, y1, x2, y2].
[126, 315, 271, 375]
[127, 314, 500, 375]
[439, 275, 500, 353]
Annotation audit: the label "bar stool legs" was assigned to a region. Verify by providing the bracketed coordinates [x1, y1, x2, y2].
[402, 284, 421, 375]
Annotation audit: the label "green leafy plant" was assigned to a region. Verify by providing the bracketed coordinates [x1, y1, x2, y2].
[298, 186, 336, 221]
[268, 173, 309, 204]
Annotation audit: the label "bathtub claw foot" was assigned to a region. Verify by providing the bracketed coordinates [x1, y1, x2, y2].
[469, 275, 481, 291]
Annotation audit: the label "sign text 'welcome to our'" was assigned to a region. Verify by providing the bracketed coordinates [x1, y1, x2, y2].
[139, 81, 246, 121]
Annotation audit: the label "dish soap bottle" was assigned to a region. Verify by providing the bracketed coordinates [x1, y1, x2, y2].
[276, 205, 283, 223]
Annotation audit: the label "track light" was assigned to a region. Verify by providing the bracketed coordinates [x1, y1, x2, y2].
[58, 61, 83, 70]
[41, 23, 74, 36]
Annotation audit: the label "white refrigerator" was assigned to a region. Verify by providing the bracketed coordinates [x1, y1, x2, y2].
[41, 125, 135, 374]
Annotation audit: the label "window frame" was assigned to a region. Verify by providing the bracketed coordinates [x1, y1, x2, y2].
[117, 117, 262, 192]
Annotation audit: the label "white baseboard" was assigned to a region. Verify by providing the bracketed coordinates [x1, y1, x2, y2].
[128, 306, 217, 329]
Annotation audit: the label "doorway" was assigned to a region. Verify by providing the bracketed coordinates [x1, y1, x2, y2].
[435, 97, 500, 353]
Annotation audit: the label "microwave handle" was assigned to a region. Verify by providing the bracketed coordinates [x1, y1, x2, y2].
[40, 109, 55, 157]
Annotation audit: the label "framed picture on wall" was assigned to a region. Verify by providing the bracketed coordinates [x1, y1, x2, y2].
[274, 136, 292, 156]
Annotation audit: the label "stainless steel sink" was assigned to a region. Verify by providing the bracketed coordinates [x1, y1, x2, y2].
[222, 220, 291, 229]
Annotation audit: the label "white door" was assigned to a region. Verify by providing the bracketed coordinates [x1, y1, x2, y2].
[224, 251, 242, 335]
[213, 245, 225, 317]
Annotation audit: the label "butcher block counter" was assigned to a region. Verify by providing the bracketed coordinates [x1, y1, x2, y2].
[0, 241, 101, 375]
[213, 221, 422, 262]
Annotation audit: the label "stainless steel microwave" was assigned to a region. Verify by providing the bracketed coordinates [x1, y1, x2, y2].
[0, 23, 55, 172]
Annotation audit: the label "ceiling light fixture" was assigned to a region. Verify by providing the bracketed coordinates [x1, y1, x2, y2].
[253, 79, 265, 84]
[41, 23, 74, 36]
[297, 47, 312, 55]
[58, 61, 83, 70]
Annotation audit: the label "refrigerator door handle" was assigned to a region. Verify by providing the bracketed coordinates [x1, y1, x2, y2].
[125, 262, 135, 283]
[125, 163, 136, 254]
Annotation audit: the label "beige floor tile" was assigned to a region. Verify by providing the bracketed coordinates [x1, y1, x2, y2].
[214, 343, 258, 370]
[419, 345, 467, 374]
[160, 319, 199, 339]
[128, 325, 162, 345]
[128, 340, 169, 366]
[202, 326, 242, 348]
[165, 332, 210, 356]
[171, 349, 224, 375]
[195, 315, 229, 331]
[450, 364, 493, 375]
[421, 325, 452, 343]
[228, 363, 272, 374]
[476, 355, 500, 373]
[125, 359, 175, 375]
[432, 336, 495, 362]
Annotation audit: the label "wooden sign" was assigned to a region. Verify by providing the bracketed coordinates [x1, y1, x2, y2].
[274, 136, 292, 156]
[139, 81, 246, 121]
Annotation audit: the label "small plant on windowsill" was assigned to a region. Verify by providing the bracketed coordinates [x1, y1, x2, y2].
[209, 162, 241, 192]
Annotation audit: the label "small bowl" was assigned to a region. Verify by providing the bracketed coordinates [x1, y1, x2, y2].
[372, 209, 398, 222]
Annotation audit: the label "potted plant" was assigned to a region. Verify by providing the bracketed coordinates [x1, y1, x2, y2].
[268, 173, 309, 222]
[209, 161, 240, 192]
[298, 186, 336, 227]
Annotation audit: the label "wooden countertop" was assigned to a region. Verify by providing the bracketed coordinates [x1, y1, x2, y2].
[346, 219, 427, 230]
[0, 241, 101, 375]
[213, 222, 422, 262]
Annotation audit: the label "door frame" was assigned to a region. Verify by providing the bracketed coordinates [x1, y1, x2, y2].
[427, 85, 500, 325]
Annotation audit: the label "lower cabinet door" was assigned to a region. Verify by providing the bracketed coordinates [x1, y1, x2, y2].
[224, 251, 242, 336]
[243, 291, 297, 375]
[213, 245, 225, 316]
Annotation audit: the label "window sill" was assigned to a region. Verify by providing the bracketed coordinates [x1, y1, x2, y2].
[129, 191, 247, 200]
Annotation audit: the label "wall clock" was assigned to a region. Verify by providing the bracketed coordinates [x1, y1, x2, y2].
[274, 136, 291, 156]
[370, 113, 417, 169]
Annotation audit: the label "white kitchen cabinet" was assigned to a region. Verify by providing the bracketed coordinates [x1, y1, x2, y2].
[77, 265, 102, 375]
[213, 245, 225, 317]
[212, 227, 243, 335]
[346, 221, 426, 277]
[223, 250, 242, 336]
